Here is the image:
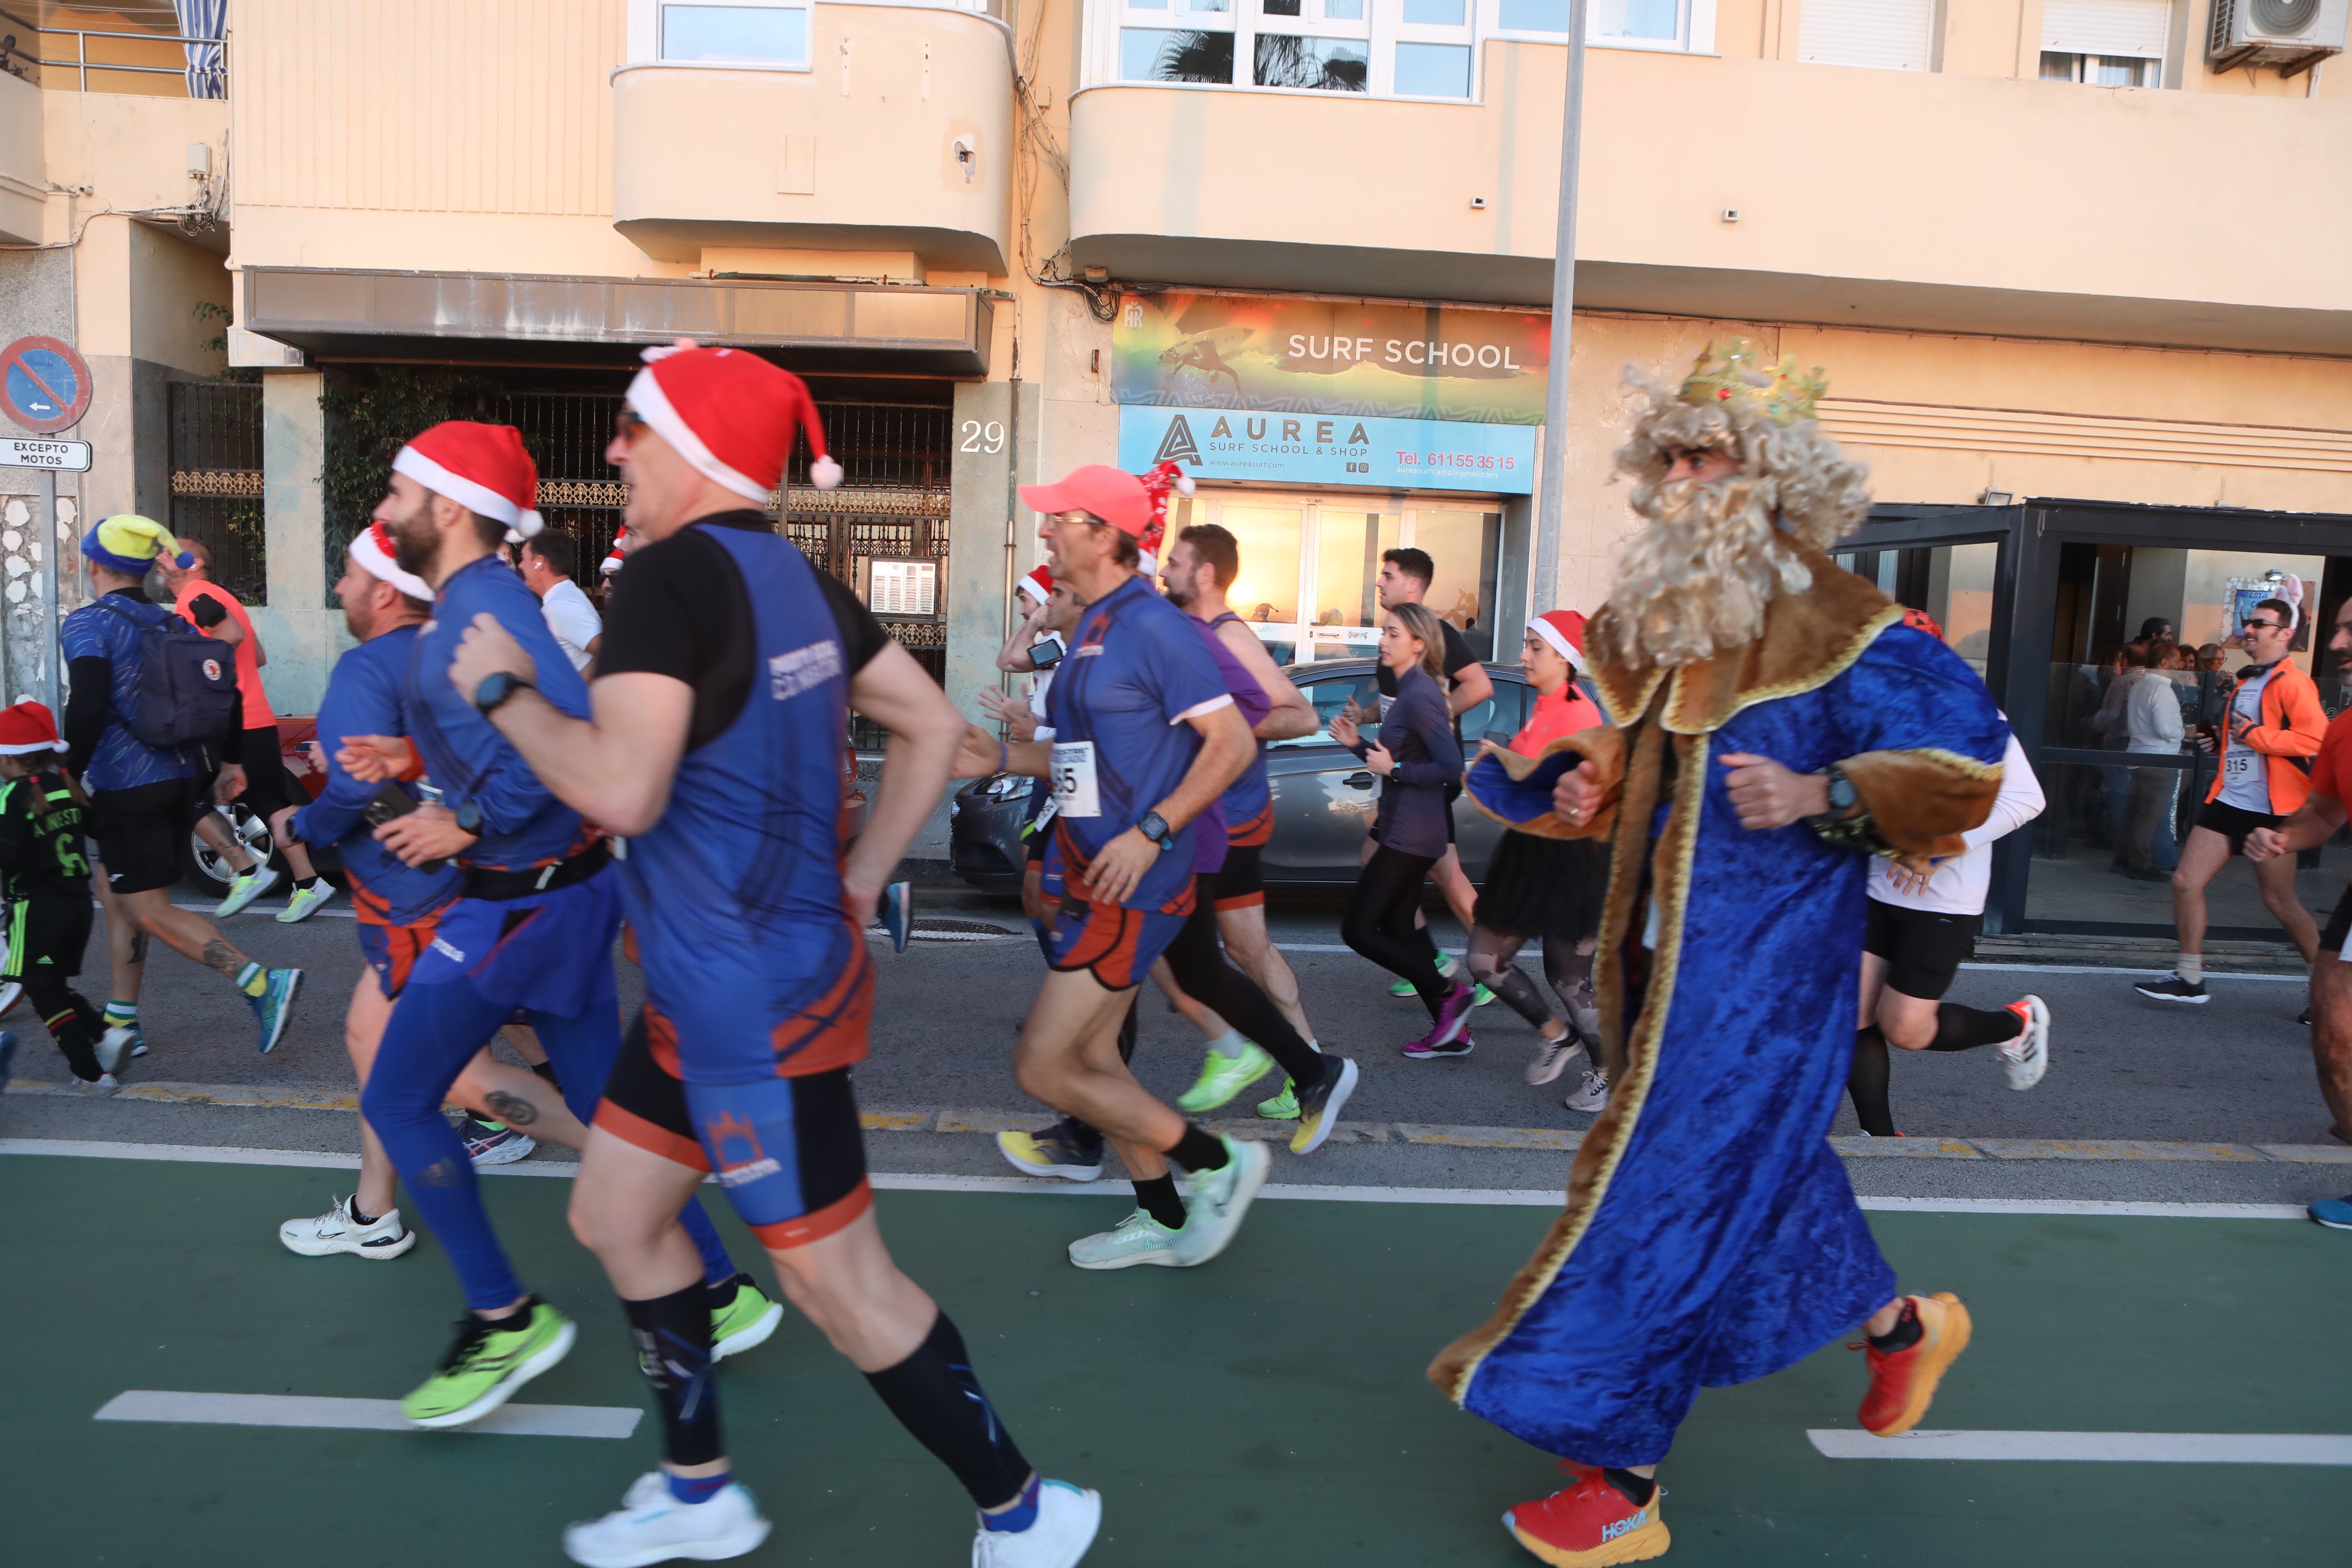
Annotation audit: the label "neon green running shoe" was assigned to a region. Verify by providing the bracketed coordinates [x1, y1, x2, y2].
[1388, 952, 1461, 997]
[1257, 1078, 1298, 1120]
[1473, 984, 1496, 1007]
[1176, 1042, 1275, 1113]
[709, 1273, 785, 1362]
[403, 1296, 576, 1428]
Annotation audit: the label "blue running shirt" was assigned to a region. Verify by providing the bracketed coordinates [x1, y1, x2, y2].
[1044, 573, 1233, 914]
[59, 591, 203, 791]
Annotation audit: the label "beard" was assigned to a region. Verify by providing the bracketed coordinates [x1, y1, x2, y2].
[386, 495, 440, 582]
[1163, 577, 1195, 609]
[1603, 476, 1812, 669]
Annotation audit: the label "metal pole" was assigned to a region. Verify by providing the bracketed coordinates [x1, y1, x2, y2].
[1531, 0, 1587, 617]
[38, 467, 59, 719]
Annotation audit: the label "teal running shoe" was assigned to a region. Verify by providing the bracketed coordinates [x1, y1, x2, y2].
[1257, 1079, 1298, 1120]
[250, 967, 302, 1053]
[1175, 1042, 1274, 1113]
[1067, 1209, 1182, 1270]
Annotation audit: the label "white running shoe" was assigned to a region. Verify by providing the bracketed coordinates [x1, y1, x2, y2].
[1564, 1067, 1610, 1114]
[64, 1073, 119, 1094]
[1169, 1135, 1270, 1268]
[214, 863, 281, 918]
[563, 1472, 771, 1568]
[95, 1025, 138, 1077]
[1067, 1209, 1182, 1270]
[277, 881, 340, 923]
[1998, 994, 2051, 1091]
[1525, 1031, 1583, 1087]
[0, 979, 21, 1017]
[973, 1480, 1103, 1568]
[280, 1194, 417, 1259]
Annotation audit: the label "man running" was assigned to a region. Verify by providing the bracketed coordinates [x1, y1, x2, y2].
[447, 345, 1097, 1567]
[518, 527, 604, 672]
[61, 514, 302, 1058]
[337, 421, 771, 1430]
[2137, 598, 2325, 1005]
[277, 524, 593, 1260]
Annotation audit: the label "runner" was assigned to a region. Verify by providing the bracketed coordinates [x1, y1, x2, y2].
[0, 701, 134, 1089]
[1459, 610, 1610, 1103]
[446, 344, 1097, 1566]
[2135, 597, 2325, 1005]
[1847, 612, 2053, 1139]
[61, 514, 302, 1059]
[1334, 602, 1473, 1055]
[276, 526, 595, 1259]
[157, 537, 336, 922]
[335, 421, 770, 1429]
[953, 462, 1285, 1271]
[518, 527, 604, 672]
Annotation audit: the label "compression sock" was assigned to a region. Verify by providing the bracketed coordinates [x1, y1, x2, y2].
[233, 961, 268, 999]
[1167, 1123, 1230, 1173]
[862, 1312, 1034, 1510]
[1203, 1027, 1250, 1059]
[1867, 1298, 1924, 1354]
[35, 989, 104, 1081]
[1929, 1004, 2025, 1052]
[982, 1474, 1043, 1533]
[1847, 1026, 1898, 1138]
[1602, 1468, 1657, 1506]
[2178, 952, 2204, 984]
[1133, 1173, 1185, 1229]
[623, 1281, 723, 1467]
[667, 1470, 732, 1506]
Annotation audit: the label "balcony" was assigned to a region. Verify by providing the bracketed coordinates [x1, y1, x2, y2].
[613, 2, 1013, 276]
[1068, 44, 2352, 354]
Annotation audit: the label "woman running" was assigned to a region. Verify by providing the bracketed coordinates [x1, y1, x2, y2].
[1334, 601, 1472, 1056]
[1461, 610, 1612, 1103]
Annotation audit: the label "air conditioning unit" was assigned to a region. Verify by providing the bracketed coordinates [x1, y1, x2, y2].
[2208, 0, 2349, 74]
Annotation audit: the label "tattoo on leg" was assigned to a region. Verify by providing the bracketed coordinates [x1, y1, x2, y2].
[127, 932, 148, 964]
[482, 1089, 539, 1127]
[200, 937, 247, 977]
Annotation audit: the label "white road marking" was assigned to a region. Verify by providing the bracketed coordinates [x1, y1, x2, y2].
[173, 902, 356, 919]
[95, 1390, 639, 1438]
[1269, 940, 2307, 982]
[1808, 1428, 2352, 1464]
[0, 1139, 2312, 1217]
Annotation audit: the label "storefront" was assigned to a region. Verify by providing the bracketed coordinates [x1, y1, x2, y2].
[1838, 499, 2352, 940]
[1110, 292, 1542, 665]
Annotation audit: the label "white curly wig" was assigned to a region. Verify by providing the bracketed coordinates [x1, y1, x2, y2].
[1600, 364, 1873, 669]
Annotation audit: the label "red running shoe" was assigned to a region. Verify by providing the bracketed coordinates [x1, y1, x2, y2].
[1503, 1463, 1669, 1566]
[1856, 1291, 1972, 1437]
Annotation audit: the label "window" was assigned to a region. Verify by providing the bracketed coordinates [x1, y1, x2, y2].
[1123, 27, 1238, 80]
[660, 3, 809, 64]
[1797, 0, 1935, 71]
[2040, 0, 2168, 87]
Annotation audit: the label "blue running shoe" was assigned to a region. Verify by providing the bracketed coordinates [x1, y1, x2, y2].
[2310, 1195, 2352, 1230]
[250, 967, 302, 1053]
[880, 881, 913, 953]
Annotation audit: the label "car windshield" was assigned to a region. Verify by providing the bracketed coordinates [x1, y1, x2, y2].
[1274, 671, 1378, 747]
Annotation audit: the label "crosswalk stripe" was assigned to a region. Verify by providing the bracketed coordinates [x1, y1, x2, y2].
[94, 1390, 640, 1439]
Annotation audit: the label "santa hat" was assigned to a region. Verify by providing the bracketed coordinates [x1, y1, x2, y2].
[1017, 565, 1053, 606]
[1528, 610, 1587, 669]
[600, 540, 627, 577]
[0, 700, 66, 756]
[349, 521, 435, 602]
[393, 423, 543, 541]
[628, 341, 840, 502]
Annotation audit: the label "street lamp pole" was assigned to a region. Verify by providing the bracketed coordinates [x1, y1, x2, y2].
[1531, 0, 1588, 619]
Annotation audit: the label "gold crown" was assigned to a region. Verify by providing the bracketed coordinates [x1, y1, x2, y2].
[1677, 339, 1826, 426]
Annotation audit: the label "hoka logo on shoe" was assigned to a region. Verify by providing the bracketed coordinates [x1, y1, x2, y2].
[1601, 1512, 1645, 1542]
[717, 1157, 781, 1188]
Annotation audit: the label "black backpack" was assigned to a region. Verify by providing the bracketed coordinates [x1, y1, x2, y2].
[95, 599, 242, 751]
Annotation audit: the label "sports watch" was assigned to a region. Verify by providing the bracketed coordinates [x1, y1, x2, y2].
[1822, 765, 1860, 814]
[472, 670, 533, 717]
[1136, 810, 1174, 852]
[454, 800, 484, 836]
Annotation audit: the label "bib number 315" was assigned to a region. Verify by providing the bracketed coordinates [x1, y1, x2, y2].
[1051, 740, 1101, 818]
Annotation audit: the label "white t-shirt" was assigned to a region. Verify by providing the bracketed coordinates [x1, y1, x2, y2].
[2218, 668, 2273, 812]
[1868, 731, 2045, 917]
[540, 579, 603, 672]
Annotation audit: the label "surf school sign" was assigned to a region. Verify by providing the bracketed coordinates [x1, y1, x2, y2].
[1113, 292, 1549, 426]
[1116, 404, 1535, 494]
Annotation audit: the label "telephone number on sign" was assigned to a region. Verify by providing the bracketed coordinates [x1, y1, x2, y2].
[1395, 452, 1520, 471]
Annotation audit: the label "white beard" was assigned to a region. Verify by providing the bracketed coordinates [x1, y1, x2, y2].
[1604, 477, 1812, 669]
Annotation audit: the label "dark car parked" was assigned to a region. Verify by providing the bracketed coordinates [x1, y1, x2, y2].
[949, 658, 1545, 894]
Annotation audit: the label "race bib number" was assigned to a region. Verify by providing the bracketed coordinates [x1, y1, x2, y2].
[1051, 741, 1100, 819]
[2223, 749, 2255, 783]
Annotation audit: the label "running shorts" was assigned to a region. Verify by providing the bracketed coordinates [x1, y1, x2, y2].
[2321, 883, 2352, 955]
[403, 868, 622, 1016]
[1211, 841, 1266, 912]
[355, 912, 439, 1000]
[596, 1013, 871, 1251]
[90, 777, 208, 895]
[1864, 900, 1982, 1002]
[229, 724, 301, 820]
[3, 890, 91, 982]
[1048, 898, 1187, 991]
[2194, 799, 2284, 857]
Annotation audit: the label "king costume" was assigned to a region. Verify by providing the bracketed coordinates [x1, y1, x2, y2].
[1442, 344, 2010, 1565]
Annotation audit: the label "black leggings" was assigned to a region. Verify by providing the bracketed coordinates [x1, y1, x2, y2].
[25, 977, 104, 1081]
[1343, 845, 1449, 1020]
[1161, 876, 1324, 1085]
[1466, 927, 1596, 1040]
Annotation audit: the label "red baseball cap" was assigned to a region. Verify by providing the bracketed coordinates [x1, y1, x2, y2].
[1021, 465, 1150, 538]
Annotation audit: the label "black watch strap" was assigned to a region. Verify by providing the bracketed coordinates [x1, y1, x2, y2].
[1137, 810, 1173, 849]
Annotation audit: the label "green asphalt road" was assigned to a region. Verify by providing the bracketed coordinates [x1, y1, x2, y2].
[3, 1156, 2347, 1567]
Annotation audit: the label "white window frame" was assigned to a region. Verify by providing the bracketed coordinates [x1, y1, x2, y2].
[627, 0, 816, 70]
[2040, 48, 2162, 87]
[1486, 0, 1714, 56]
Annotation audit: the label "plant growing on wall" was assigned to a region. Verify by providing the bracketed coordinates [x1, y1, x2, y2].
[321, 367, 504, 601]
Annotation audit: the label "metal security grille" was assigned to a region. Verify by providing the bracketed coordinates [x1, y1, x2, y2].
[501, 392, 633, 576]
[168, 381, 266, 603]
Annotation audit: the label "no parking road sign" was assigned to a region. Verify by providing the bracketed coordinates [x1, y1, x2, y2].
[1, 336, 93, 435]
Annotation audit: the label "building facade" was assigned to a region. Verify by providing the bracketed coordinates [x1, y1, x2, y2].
[4, 0, 2350, 929]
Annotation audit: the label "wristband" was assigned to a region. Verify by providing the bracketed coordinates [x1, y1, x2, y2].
[997, 739, 1009, 777]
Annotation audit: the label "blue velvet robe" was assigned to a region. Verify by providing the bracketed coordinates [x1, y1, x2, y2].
[1439, 587, 2008, 1468]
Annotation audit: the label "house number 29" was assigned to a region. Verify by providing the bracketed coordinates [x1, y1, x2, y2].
[959, 420, 1006, 454]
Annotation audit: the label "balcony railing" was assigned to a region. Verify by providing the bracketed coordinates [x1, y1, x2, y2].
[0, 6, 226, 98]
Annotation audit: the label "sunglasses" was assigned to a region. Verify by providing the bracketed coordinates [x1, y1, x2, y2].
[613, 408, 650, 442]
[2243, 619, 2288, 632]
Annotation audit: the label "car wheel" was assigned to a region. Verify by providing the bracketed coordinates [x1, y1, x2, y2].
[184, 804, 276, 894]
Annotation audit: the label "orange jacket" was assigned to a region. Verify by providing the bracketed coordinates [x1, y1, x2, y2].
[2204, 659, 2328, 814]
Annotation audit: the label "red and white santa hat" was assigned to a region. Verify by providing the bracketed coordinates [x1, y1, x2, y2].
[392, 422, 543, 542]
[628, 341, 840, 501]
[1017, 564, 1053, 606]
[0, 700, 66, 756]
[349, 520, 435, 602]
[1528, 609, 1587, 669]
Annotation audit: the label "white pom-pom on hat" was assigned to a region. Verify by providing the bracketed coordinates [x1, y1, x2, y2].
[811, 455, 844, 491]
[1175, 474, 1195, 496]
